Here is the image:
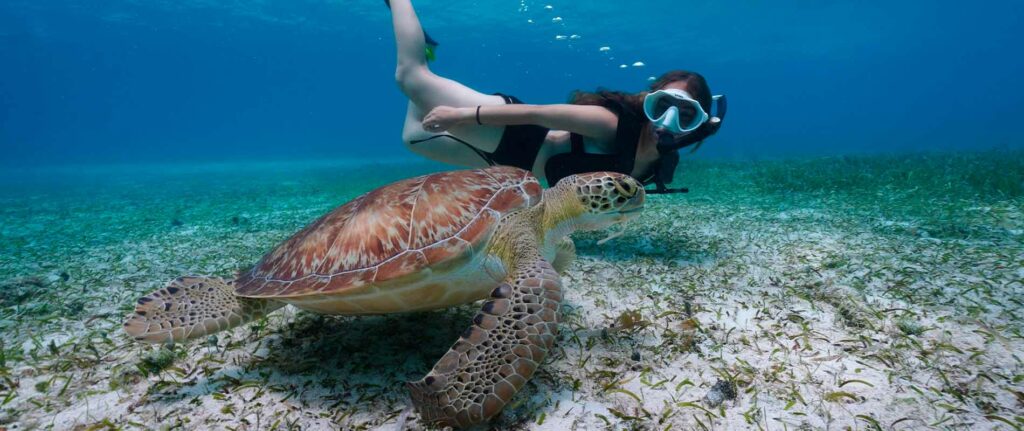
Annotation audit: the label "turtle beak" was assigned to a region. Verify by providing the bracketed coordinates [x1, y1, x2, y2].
[621, 193, 645, 213]
[616, 203, 643, 221]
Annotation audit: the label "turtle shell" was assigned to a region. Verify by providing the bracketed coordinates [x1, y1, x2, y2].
[234, 166, 542, 298]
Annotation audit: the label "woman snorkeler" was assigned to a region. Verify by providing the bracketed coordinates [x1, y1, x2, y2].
[387, 0, 727, 193]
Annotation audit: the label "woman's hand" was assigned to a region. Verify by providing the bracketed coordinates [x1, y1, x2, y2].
[422, 106, 471, 132]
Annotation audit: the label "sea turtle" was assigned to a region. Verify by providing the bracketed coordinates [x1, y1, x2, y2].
[123, 166, 645, 428]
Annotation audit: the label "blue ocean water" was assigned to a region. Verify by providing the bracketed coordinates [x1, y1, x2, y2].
[1, 0, 1022, 166]
[4, 2, 1024, 429]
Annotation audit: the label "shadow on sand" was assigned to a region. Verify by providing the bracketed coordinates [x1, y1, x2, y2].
[145, 307, 476, 427]
[573, 227, 722, 266]
[145, 302, 570, 428]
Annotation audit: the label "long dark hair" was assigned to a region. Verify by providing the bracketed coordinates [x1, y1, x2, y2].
[570, 70, 719, 152]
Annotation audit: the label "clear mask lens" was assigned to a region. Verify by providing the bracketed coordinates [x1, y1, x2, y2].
[652, 97, 697, 124]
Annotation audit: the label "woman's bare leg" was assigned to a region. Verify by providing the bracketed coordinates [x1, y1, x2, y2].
[390, 0, 506, 159]
[402, 102, 492, 167]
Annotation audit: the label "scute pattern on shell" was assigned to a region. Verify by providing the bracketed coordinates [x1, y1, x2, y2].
[234, 166, 542, 298]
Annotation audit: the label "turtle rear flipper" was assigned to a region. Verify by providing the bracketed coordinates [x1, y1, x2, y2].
[408, 257, 562, 428]
[124, 276, 281, 344]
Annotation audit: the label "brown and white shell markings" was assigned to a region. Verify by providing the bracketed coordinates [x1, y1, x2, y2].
[123, 166, 646, 428]
[235, 167, 543, 314]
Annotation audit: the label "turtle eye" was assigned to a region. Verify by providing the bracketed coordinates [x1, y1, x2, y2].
[610, 178, 635, 198]
[423, 374, 446, 390]
[623, 180, 636, 197]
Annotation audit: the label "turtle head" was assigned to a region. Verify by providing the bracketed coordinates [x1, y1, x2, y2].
[547, 172, 646, 232]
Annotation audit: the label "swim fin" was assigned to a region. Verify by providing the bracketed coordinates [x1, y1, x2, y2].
[384, 0, 440, 62]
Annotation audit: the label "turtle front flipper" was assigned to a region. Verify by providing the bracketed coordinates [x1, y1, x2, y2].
[408, 257, 562, 428]
[124, 276, 282, 344]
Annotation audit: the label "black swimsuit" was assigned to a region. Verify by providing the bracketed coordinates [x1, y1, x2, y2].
[487, 92, 709, 194]
[482, 94, 551, 171]
[413, 93, 652, 185]
[489, 93, 651, 185]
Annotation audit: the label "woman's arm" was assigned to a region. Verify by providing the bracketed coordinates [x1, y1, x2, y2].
[422, 104, 618, 141]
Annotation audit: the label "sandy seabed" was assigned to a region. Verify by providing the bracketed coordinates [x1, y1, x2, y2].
[1, 153, 1022, 430]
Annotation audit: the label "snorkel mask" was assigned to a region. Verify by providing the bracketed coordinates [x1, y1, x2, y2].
[641, 89, 728, 194]
[643, 89, 726, 134]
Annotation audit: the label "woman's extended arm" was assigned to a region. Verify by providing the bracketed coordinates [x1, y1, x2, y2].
[422, 104, 618, 141]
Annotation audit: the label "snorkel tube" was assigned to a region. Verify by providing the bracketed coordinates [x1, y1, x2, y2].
[646, 95, 728, 194]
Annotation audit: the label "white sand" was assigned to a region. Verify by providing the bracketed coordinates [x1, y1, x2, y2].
[2, 156, 1022, 430]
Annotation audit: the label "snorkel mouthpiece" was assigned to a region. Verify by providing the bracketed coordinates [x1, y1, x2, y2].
[655, 128, 677, 147]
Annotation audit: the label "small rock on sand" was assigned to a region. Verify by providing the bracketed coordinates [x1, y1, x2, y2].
[703, 379, 737, 407]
